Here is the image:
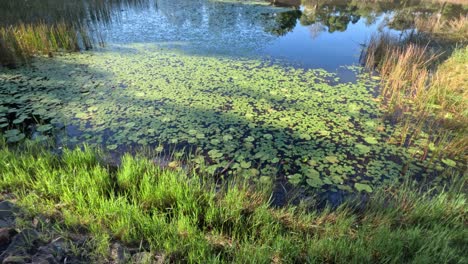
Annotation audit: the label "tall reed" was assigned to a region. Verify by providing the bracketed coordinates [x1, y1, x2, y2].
[363, 31, 467, 162]
[0, 21, 95, 66]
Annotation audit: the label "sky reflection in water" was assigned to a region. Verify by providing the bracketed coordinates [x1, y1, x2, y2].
[101, 0, 399, 70]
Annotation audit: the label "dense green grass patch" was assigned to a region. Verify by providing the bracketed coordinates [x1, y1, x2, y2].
[0, 140, 466, 263]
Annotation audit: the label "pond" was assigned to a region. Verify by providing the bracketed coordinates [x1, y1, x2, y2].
[0, 0, 466, 203]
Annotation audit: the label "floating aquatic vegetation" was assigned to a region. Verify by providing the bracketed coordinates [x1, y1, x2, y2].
[0, 44, 459, 194]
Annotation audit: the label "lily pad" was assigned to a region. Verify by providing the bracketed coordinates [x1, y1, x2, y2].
[355, 183, 373, 193]
[6, 133, 25, 143]
[240, 161, 251, 169]
[325, 156, 339, 163]
[107, 144, 118, 150]
[364, 137, 378, 145]
[441, 158, 456, 167]
[36, 124, 54, 133]
[208, 149, 223, 159]
[4, 129, 21, 136]
[356, 144, 371, 154]
[306, 177, 323, 188]
[288, 174, 303, 185]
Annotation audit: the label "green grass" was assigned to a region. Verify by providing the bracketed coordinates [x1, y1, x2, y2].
[0, 139, 466, 263]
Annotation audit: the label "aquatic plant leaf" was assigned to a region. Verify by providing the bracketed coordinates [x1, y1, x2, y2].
[325, 156, 339, 163]
[107, 145, 118, 150]
[6, 133, 25, 143]
[364, 137, 378, 144]
[240, 161, 251, 169]
[306, 177, 323, 188]
[356, 144, 371, 154]
[355, 183, 372, 193]
[155, 146, 164, 152]
[208, 149, 223, 159]
[288, 174, 302, 185]
[36, 124, 53, 132]
[4, 129, 20, 136]
[441, 159, 456, 167]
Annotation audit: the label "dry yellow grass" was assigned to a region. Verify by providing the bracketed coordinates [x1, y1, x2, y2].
[364, 33, 467, 160]
[415, 15, 468, 42]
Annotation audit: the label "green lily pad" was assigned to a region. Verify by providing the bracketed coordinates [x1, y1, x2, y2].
[155, 146, 164, 152]
[34, 135, 49, 141]
[356, 144, 371, 154]
[107, 145, 118, 150]
[355, 183, 373, 193]
[75, 112, 89, 119]
[6, 133, 25, 143]
[259, 176, 270, 184]
[223, 134, 233, 141]
[210, 139, 221, 145]
[245, 136, 255, 142]
[325, 156, 339, 163]
[288, 174, 302, 185]
[364, 137, 378, 145]
[208, 149, 223, 159]
[36, 124, 54, 132]
[304, 167, 320, 179]
[4, 129, 21, 136]
[306, 177, 323, 188]
[441, 158, 456, 167]
[240, 161, 251, 169]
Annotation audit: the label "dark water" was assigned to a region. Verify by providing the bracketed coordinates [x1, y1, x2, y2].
[1, 0, 466, 70]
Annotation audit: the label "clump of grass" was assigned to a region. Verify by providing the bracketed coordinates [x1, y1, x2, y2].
[415, 14, 468, 43]
[0, 21, 95, 66]
[363, 28, 467, 164]
[0, 140, 466, 263]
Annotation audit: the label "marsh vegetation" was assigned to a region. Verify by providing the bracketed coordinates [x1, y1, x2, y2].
[0, 0, 467, 262]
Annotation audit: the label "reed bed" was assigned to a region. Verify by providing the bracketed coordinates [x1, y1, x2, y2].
[0, 0, 155, 65]
[364, 27, 467, 162]
[0, 21, 96, 66]
[415, 14, 468, 43]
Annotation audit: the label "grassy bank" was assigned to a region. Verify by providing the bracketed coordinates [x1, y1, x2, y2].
[0, 140, 466, 263]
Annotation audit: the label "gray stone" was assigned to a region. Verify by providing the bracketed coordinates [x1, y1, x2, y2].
[0, 229, 39, 262]
[0, 228, 17, 247]
[0, 220, 12, 229]
[0, 202, 15, 221]
[30, 237, 68, 264]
